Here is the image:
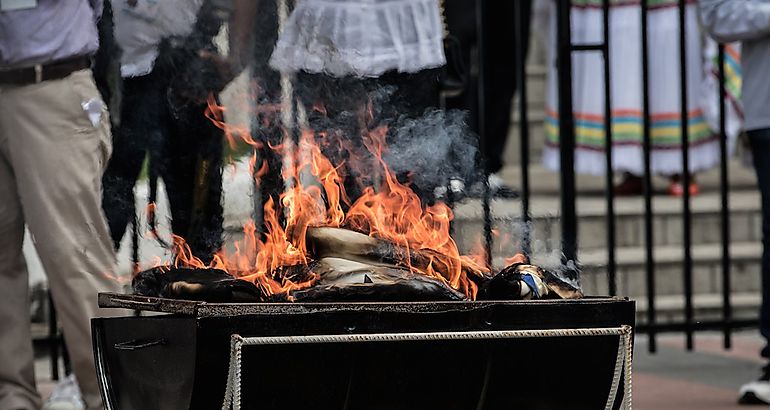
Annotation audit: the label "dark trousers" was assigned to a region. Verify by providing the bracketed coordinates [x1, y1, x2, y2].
[445, 0, 532, 174]
[101, 69, 225, 262]
[749, 129, 770, 358]
[294, 70, 442, 204]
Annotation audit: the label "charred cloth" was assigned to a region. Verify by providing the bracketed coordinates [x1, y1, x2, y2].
[133, 227, 582, 303]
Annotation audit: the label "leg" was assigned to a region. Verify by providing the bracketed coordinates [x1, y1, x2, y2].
[749, 129, 770, 359]
[163, 98, 224, 262]
[482, 0, 531, 174]
[295, 73, 371, 205]
[1, 69, 124, 409]
[444, 0, 479, 131]
[101, 75, 158, 250]
[0, 113, 39, 409]
[379, 69, 442, 118]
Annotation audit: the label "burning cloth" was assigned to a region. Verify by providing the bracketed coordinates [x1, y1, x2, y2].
[133, 105, 582, 303]
[133, 226, 581, 303]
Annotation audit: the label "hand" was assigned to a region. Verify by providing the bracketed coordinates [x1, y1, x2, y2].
[198, 50, 238, 86]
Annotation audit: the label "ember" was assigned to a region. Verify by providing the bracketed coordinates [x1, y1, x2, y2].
[133, 97, 581, 303]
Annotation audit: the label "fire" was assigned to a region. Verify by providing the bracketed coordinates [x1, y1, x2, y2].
[152, 96, 496, 300]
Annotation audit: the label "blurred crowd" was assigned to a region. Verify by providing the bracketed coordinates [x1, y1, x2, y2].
[1, 0, 770, 409]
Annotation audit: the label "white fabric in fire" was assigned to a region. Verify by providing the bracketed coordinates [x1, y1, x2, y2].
[270, 0, 446, 77]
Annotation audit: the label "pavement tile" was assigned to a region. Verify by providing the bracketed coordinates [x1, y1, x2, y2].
[634, 331, 768, 409]
[635, 372, 744, 410]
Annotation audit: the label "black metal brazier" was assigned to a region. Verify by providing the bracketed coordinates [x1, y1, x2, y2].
[93, 293, 634, 410]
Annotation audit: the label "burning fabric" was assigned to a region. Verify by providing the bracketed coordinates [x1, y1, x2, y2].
[133, 225, 581, 302]
[131, 97, 582, 303]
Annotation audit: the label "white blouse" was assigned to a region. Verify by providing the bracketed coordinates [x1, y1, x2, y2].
[112, 0, 204, 78]
[269, 0, 446, 77]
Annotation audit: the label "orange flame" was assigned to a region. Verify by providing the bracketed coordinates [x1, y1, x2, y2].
[154, 98, 510, 300]
[204, 95, 262, 150]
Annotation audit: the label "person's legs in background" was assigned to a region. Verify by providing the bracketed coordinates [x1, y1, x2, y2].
[248, 0, 288, 238]
[163, 97, 225, 263]
[444, 0, 478, 130]
[101, 74, 163, 250]
[0, 69, 124, 410]
[483, 0, 530, 192]
[444, 0, 531, 197]
[750, 129, 770, 359]
[377, 69, 444, 203]
[741, 128, 770, 404]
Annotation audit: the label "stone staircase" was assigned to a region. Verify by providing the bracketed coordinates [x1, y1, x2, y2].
[452, 60, 763, 326]
[450, 161, 762, 325]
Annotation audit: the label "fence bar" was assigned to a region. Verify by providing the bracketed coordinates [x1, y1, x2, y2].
[637, 318, 757, 334]
[556, 0, 579, 280]
[678, 0, 695, 351]
[601, 0, 616, 296]
[572, 44, 605, 51]
[476, 0, 494, 268]
[640, 0, 657, 353]
[717, 44, 732, 349]
[514, 0, 531, 255]
[48, 293, 60, 381]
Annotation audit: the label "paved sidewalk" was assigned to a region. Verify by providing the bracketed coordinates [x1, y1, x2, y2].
[634, 330, 766, 410]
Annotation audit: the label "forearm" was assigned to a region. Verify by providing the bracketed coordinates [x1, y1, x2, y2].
[229, 0, 259, 73]
[699, 0, 770, 42]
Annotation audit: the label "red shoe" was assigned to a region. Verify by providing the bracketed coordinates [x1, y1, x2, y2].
[668, 181, 699, 197]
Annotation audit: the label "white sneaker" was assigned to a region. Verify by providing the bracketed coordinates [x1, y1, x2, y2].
[739, 365, 770, 405]
[487, 173, 506, 191]
[468, 173, 518, 199]
[43, 374, 85, 410]
[433, 178, 466, 200]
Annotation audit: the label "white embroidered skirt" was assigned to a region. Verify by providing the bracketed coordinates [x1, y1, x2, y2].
[270, 0, 446, 77]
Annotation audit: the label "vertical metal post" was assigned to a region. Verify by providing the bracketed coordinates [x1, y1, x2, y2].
[477, 0, 494, 269]
[514, 0, 531, 256]
[131, 214, 141, 317]
[131, 212, 139, 271]
[640, 0, 657, 353]
[678, 0, 695, 351]
[602, 0, 617, 296]
[48, 292, 60, 381]
[717, 44, 732, 349]
[62, 337, 71, 375]
[556, 0, 579, 281]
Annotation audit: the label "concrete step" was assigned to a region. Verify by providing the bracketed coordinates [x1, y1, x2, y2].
[633, 292, 760, 328]
[448, 160, 761, 253]
[498, 159, 758, 196]
[451, 190, 761, 252]
[578, 241, 761, 298]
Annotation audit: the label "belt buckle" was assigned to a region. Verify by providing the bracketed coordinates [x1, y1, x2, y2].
[34, 64, 42, 83]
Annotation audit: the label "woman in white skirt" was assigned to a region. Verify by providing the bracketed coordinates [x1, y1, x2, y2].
[538, 0, 742, 196]
[268, 0, 447, 201]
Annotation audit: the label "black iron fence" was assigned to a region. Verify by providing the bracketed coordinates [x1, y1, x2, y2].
[477, 0, 753, 353]
[38, 0, 752, 374]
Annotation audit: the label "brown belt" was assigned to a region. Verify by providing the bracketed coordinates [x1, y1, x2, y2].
[0, 56, 92, 85]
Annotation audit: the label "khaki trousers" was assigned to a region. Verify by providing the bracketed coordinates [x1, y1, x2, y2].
[0, 69, 123, 410]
